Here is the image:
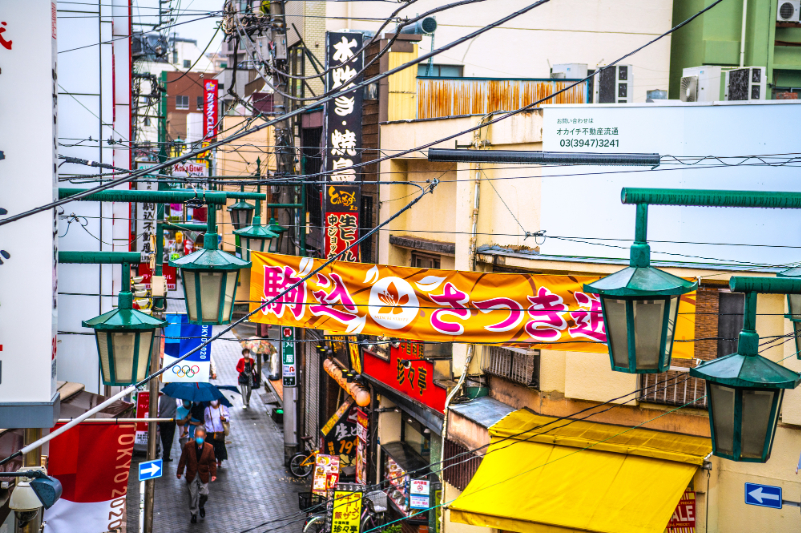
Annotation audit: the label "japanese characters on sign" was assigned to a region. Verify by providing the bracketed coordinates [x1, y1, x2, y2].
[355, 409, 368, 485]
[330, 491, 362, 533]
[409, 479, 430, 510]
[363, 340, 447, 413]
[203, 79, 218, 141]
[324, 32, 364, 262]
[134, 391, 151, 446]
[135, 163, 158, 254]
[249, 253, 699, 355]
[321, 398, 359, 457]
[282, 326, 297, 387]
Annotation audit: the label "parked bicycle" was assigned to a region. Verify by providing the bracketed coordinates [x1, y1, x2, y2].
[299, 490, 387, 533]
[289, 437, 319, 478]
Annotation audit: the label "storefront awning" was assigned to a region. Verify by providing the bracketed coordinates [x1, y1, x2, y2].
[449, 409, 711, 533]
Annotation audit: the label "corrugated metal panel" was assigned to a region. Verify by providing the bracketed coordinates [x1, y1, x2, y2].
[304, 329, 324, 445]
[387, 45, 418, 122]
[417, 79, 588, 120]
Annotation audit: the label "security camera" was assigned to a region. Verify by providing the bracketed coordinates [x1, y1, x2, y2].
[8, 467, 63, 518]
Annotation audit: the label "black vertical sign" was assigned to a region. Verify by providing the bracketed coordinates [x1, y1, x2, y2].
[323, 32, 363, 261]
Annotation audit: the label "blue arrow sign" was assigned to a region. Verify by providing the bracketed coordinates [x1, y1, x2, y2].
[745, 482, 782, 509]
[138, 459, 163, 482]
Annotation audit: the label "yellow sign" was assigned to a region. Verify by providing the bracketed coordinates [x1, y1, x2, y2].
[331, 491, 362, 533]
[249, 253, 696, 356]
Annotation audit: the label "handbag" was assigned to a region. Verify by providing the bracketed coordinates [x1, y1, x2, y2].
[217, 406, 231, 436]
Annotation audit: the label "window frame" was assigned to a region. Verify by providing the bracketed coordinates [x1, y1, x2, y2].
[175, 95, 189, 110]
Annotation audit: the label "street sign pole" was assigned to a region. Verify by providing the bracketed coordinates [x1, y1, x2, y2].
[282, 327, 298, 466]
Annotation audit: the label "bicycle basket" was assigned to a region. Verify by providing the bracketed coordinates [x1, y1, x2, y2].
[298, 492, 325, 512]
[366, 491, 388, 513]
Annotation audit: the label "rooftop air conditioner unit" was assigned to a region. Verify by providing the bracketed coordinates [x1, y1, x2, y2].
[680, 75, 699, 102]
[595, 65, 633, 104]
[724, 67, 767, 101]
[777, 0, 800, 22]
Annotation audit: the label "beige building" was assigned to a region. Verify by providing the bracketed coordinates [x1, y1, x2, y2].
[375, 99, 801, 533]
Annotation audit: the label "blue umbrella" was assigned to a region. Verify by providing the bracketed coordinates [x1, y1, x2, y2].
[162, 382, 233, 407]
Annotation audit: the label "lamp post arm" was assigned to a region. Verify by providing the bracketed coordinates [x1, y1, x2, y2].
[59, 188, 229, 205]
[622, 188, 801, 209]
[58, 251, 143, 264]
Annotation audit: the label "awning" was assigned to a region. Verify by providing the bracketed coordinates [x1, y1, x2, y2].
[449, 409, 711, 533]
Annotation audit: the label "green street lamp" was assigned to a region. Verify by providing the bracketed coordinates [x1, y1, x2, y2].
[584, 204, 697, 373]
[777, 266, 801, 358]
[227, 198, 255, 231]
[170, 204, 251, 325]
[690, 277, 801, 462]
[266, 215, 288, 254]
[82, 263, 167, 386]
[233, 198, 279, 261]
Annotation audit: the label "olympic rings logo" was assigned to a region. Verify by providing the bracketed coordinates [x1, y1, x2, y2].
[171, 364, 201, 378]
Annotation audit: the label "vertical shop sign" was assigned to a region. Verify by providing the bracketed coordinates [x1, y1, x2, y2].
[323, 32, 364, 261]
[355, 409, 369, 485]
[282, 326, 297, 387]
[134, 391, 150, 446]
[203, 79, 219, 141]
[135, 163, 157, 253]
[410, 479, 430, 510]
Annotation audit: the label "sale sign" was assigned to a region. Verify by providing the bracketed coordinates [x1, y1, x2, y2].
[249, 253, 697, 355]
[666, 489, 696, 533]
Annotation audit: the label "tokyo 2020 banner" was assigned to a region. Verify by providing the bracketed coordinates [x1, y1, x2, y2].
[248, 253, 696, 356]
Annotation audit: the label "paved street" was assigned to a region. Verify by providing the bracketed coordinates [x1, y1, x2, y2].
[126, 326, 308, 533]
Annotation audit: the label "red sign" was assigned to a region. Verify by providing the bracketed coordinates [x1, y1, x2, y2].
[666, 489, 696, 532]
[324, 212, 359, 262]
[363, 340, 447, 413]
[137, 263, 177, 291]
[203, 79, 218, 141]
[135, 391, 150, 433]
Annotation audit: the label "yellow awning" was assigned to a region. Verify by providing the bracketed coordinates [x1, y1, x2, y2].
[449, 409, 711, 533]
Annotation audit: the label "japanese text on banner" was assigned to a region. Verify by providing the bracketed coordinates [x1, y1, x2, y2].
[248, 253, 696, 355]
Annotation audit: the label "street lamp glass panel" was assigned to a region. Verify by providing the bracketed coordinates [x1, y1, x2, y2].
[789, 293, 801, 319]
[793, 321, 801, 356]
[633, 299, 665, 370]
[135, 331, 154, 382]
[97, 331, 112, 383]
[199, 272, 223, 322]
[223, 271, 237, 320]
[183, 270, 199, 322]
[230, 207, 253, 231]
[268, 235, 280, 253]
[664, 296, 679, 359]
[602, 298, 629, 368]
[741, 389, 780, 460]
[709, 383, 736, 456]
[112, 331, 137, 383]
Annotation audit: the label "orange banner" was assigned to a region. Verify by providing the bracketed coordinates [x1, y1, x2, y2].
[249, 253, 696, 356]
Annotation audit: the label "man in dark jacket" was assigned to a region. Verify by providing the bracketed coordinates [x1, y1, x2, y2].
[176, 427, 217, 523]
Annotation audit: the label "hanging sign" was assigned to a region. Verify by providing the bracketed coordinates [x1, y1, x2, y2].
[410, 479, 430, 510]
[162, 313, 212, 383]
[282, 326, 297, 387]
[172, 160, 209, 178]
[355, 409, 369, 485]
[323, 31, 364, 262]
[321, 399, 359, 457]
[203, 79, 219, 141]
[249, 253, 697, 355]
[134, 391, 150, 446]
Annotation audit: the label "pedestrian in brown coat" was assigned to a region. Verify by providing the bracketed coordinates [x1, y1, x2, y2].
[176, 427, 217, 523]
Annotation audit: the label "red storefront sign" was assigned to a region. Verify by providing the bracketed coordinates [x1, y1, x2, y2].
[363, 340, 447, 413]
[324, 212, 359, 262]
[203, 79, 218, 141]
[137, 263, 177, 291]
[666, 489, 695, 533]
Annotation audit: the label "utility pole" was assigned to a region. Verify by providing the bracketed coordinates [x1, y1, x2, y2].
[269, 0, 299, 465]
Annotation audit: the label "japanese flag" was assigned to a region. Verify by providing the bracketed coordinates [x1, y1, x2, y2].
[43, 422, 136, 533]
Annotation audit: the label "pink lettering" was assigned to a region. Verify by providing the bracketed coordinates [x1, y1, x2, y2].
[430, 283, 470, 335]
[474, 297, 525, 332]
[524, 287, 567, 341]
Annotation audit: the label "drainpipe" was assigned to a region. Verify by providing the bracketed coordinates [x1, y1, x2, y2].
[439, 116, 490, 533]
[740, 0, 748, 67]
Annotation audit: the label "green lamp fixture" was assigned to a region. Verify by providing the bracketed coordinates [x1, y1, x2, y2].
[171, 203, 251, 325]
[777, 266, 801, 358]
[227, 198, 256, 231]
[266, 215, 288, 254]
[233, 198, 279, 261]
[82, 263, 167, 386]
[690, 277, 801, 462]
[583, 204, 697, 373]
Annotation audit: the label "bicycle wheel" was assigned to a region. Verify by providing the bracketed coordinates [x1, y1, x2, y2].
[290, 453, 313, 478]
[303, 515, 325, 533]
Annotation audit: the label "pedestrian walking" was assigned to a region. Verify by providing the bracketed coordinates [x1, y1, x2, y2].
[176, 427, 217, 524]
[236, 348, 257, 408]
[204, 400, 229, 468]
[158, 391, 178, 462]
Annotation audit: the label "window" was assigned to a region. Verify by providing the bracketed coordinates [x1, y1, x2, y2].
[172, 50, 178, 64]
[175, 95, 189, 110]
[417, 64, 464, 77]
[197, 96, 203, 110]
[481, 346, 540, 388]
[402, 417, 431, 461]
[143, 117, 151, 126]
[411, 252, 440, 269]
[183, 59, 191, 68]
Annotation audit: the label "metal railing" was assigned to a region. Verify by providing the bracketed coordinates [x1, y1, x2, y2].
[481, 346, 540, 388]
[417, 77, 590, 120]
[639, 371, 708, 408]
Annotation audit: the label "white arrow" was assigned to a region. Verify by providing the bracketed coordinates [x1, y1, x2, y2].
[749, 487, 780, 504]
[141, 463, 161, 478]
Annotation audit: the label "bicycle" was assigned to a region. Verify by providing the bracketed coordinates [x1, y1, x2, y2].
[289, 437, 319, 478]
[300, 490, 388, 533]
